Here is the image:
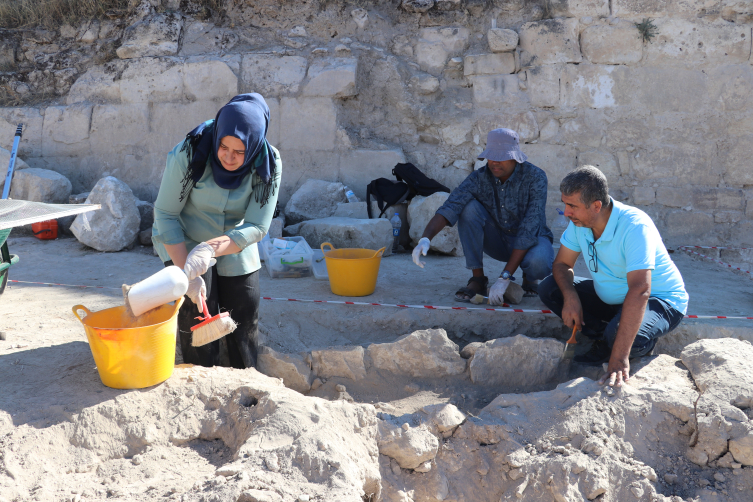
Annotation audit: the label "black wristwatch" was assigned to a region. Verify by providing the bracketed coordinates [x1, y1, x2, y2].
[500, 271, 516, 281]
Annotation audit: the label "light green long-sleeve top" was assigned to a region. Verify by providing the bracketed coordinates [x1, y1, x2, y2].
[151, 140, 282, 277]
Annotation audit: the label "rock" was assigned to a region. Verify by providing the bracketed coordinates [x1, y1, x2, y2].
[70, 177, 140, 252]
[729, 433, 753, 466]
[525, 65, 563, 108]
[302, 58, 358, 98]
[422, 403, 466, 437]
[460, 342, 484, 359]
[519, 18, 582, 67]
[238, 489, 285, 501]
[179, 21, 238, 56]
[410, 74, 440, 95]
[241, 54, 307, 97]
[663, 473, 678, 484]
[503, 281, 524, 305]
[278, 97, 338, 151]
[70, 192, 90, 204]
[367, 329, 466, 378]
[116, 12, 183, 59]
[463, 53, 515, 77]
[332, 201, 381, 219]
[377, 421, 439, 469]
[401, 0, 435, 13]
[9, 168, 72, 203]
[408, 194, 463, 256]
[487, 28, 518, 52]
[284, 217, 394, 257]
[135, 200, 154, 232]
[471, 74, 528, 108]
[268, 217, 284, 240]
[311, 346, 366, 381]
[284, 180, 347, 225]
[547, 0, 609, 18]
[138, 229, 152, 246]
[415, 27, 471, 75]
[0, 147, 29, 192]
[581, 24, 642, 65]
[182, 61, 238, 102]
[469, 335, 563, 387]
[257, 347, 312, 394]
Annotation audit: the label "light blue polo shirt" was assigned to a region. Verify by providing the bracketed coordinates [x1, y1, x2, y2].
[560, 199, 688, 314]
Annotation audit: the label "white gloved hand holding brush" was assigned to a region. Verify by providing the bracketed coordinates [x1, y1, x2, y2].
[183, 242, 217, 280]
[185, 276, 206, 308]
[488, 277, 510, 305]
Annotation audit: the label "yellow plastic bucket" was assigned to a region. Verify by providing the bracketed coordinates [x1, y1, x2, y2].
[321, 242, 385, 297]
[72, 298, 183, 389]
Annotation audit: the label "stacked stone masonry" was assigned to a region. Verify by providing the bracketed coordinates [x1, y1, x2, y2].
[0, 0, 751, 248]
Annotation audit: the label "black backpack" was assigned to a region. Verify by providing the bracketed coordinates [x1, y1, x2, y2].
[365, 163, 450, 219]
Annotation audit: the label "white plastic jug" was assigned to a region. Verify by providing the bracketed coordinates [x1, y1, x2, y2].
[126, 266, 189, 317]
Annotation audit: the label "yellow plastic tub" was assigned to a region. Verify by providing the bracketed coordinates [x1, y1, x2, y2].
[321, 242, 385, 297]
[72, 298, 183, 389]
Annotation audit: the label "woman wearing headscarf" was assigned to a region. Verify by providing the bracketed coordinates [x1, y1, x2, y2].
[152, 93, 281, 369]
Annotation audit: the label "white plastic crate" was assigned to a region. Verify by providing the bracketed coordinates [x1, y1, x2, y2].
[262, 236, 314, 278]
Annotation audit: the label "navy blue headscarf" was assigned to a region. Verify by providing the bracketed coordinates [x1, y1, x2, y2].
[179, 93, 276, 207]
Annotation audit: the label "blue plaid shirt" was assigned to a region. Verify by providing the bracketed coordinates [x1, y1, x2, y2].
[436, 162, 553, 250]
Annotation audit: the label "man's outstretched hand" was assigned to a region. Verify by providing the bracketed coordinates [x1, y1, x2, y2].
[599, 354, 630, 387]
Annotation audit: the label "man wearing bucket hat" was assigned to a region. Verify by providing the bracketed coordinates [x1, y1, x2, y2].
[412, 128, 554, 305]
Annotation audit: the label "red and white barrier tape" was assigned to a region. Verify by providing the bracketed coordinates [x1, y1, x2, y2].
[677, 246, 751, 275]
[7, 280, 752, 320]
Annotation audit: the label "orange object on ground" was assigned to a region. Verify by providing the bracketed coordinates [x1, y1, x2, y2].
[31, 219, 58, 240]
[321, 242, 385, 297]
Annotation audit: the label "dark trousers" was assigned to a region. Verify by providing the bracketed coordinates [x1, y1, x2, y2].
[538, 275, 684, 357]
[166, 261, 259, 368]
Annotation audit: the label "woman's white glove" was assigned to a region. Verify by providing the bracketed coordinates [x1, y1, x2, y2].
[184, 242, 216, 281]
[186, 276, 206, 308]
[412, 237, 431, 268]
[488, 277, 511, 305]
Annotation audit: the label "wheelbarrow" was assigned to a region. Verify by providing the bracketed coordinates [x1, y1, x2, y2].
[0, 124, 101, 299]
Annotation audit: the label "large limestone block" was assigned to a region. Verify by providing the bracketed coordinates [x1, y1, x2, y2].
[415, 40, 450, 75]
[487, 28, 518, 53]
[622, 67, 707, 114]
[71, 177, 141, 252]
[519, 18, 582, 67]
[730, 434, 753, 466]
[119, 58, 184, 104]
[525, 65, 563, 107]
[401, 0, 435, 13]
[278, 97, 337, 151]
[581, 24, 643, 65]
[463, 53, 515, 76]
[241, 55, 307, 96]
[720, 134, 753, 186]
[116, 12, 182, 59]
[183, 60, 238, 102]
[275, 150, 341, 203]
[377, 421, 439, 469]
[469, 335, 563, 387]
[472, 74, 528, 108]
[407, 193, 463, 256]
[415, 26, 470, 74]
[631, 142, 718, 185]
[67, 63, 125, 104]
[9, 168, 72, 203]
[440, 120, 472, 146]
[148, 101, 222, 153]
[180, 21, 238, 56]
[547, 0, 609, 17]
[333, 201, 380, 219]
[338, 149, 406, 201]
[420, 26, 471, 53]
[523, 144, 577, 190]
[41, 105, 91, 157]
[367, 329, 466, 378]
[266, 97, 280, 147]
[662, 210, 715, 245]
[422, 403, 466, 437]
[302, 58, 358, 98]
[560, 64, 618, 109]
[0, 147, 29, 193]
[285, 217, 394, 257]
[311, 346, 366, 380]
[89, 104, 149, 155]
[476, 111, 539, 144]
[576, 150, 620, 181]
[0, 108, 44, 158]
[644, 19, 751, 66]
[257, 346, 312, 394]
[284, 179, 347, 225]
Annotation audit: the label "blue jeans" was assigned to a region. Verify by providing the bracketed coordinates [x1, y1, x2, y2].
[538, 275, 685, 357]
[457, 199, 554, 280]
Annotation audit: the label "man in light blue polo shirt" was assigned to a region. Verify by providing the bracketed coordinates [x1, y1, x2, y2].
[539, 166, 687, 387]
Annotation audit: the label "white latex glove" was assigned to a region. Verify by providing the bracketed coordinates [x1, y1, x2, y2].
[186, 276, 206, 308]
[412, 237, 431, 268]
[184, 242, 216, 281]
[488, 277, 511, 306]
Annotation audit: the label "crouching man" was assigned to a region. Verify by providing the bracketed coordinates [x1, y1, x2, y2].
[539, 166, 687, 387]
[412, 128, 554, 305]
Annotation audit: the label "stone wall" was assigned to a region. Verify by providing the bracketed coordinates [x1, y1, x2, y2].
[0, 0, 751, 246]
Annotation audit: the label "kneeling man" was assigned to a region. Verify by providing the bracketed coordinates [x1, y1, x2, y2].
[539, 166, 687, 387]
[412, 128, 554, 304]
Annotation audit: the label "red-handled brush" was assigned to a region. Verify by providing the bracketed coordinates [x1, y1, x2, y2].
[190, 296, 237, 347]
